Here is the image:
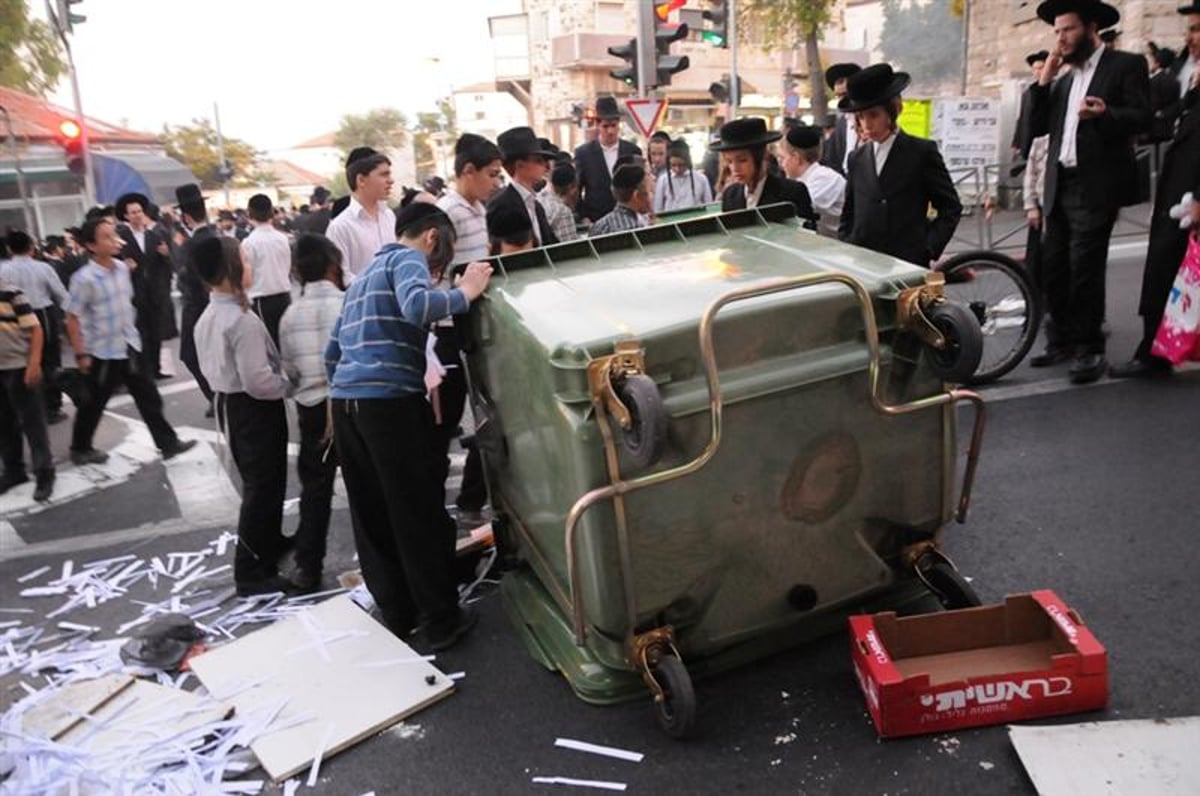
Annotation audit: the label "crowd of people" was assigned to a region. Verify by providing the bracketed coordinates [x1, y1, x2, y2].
[1, 0, 1197, 652]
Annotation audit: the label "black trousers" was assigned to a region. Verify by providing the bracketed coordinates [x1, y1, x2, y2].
[1041, 167, 1118, 354]
[33, 307, 63, 414]
[179, 301, 213, 403]
[137, 314, 162, 380]
[332, 395, 459, 636]
[1134, 212, 1191, 363]
[1024, 221, 1044, 296]
[217, 392, 289, 585]
[70, 354, 180, 453]
[251, 292, 291, 350]
[294, 400, 338, 574]
[433, 329, 487, 512]
[0, 368, 52, 477]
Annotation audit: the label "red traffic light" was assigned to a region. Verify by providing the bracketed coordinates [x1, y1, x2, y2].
[655, 0, 685, 21]
[58, 119, 82, 140]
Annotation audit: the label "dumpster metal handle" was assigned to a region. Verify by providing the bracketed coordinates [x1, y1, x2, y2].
[563, 272, 986, 646]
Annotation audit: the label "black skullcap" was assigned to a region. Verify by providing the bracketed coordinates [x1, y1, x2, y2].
[486, 199, 533, 241]
[192, 236, 227, 286]
[394, 201, 449, 237]
[786, 125, 822, 150]
[551, 163, 577, 189]
[612, 164, 647, 192]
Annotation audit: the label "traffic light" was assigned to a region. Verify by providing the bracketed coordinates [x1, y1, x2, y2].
[708, 75, 740, 104]
[57, 118, 85, 175]
[702, 0, 729, 48]
[608, 38, 638, 87]
[54, 0, 86, 34]
[654, 3, 689, 87]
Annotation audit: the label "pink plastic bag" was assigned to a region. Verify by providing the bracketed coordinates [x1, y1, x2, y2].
[1152, 232, 1200, 365]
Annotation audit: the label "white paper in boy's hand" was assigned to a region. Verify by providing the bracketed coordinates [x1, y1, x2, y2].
[424, 335, 446, 393]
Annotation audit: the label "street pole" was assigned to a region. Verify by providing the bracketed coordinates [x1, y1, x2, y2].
[214, 102, 230, 208]
[0, 105, 38, 238]
[46, 0, 97, 207]
[960, 0, 971, 95]
[730, 0, 740, 111]
[636, 0, 655, 98]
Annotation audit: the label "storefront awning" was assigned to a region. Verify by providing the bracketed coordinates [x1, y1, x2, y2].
[93, 151, 196, 206]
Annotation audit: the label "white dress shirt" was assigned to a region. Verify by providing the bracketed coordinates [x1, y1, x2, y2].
[653, 170, 714, 213]
[1059, 44, 1106, 168]
[841, 114, 858, 172]
[601, 142, 619, 175]
[130, 227, 146, 253]
[512, 181, 543, 245]
[1180, 55, 1198, 100]
[873, 132, 898, 175]
[241, 223, 293, 298]
[797, 163, 846, 238]
[744, 175, 768, 209]
[325, 196, 397, 278]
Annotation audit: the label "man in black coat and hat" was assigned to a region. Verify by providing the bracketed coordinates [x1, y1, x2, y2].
[819, 62, 862, 175]
[715, 118, 816, 224]
[1110, 2, 1200, 378]
[574, 97, 643, 224]
[487, 127, 559, 247]
[115, 192, 173, 381]
[174, 183, 215, 410]
[837, 64, 962, 268]
[1024, 0, 1151, 384]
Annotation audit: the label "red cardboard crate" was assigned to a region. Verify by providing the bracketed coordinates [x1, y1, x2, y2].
[849, 591, 1107, 738]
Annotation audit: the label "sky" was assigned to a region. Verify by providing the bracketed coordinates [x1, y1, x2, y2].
[38, 0, 523, 152]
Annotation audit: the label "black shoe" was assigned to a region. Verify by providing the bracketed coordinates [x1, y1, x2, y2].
[426, 607, 479, 652]
[70, 448, 109, 466]
[236, 575, 294, 598]
[1108, 357, 1171, 380]
[155, 372, 171, 380]
[1069, 353, 1107, 385]
[0, 472, 29, 495]
[161, 439, 198, 460]
[290, 568, 322, 595]
[1029, 347, 1072, 367]
[33, 471, 55, 502]
[45, 409, 68, 425]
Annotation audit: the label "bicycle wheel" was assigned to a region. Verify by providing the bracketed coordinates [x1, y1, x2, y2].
[938, 251, 1041, 384]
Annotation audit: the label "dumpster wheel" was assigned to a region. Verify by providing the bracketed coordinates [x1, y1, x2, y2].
[649, 655, 697, 739]
[925, 302, 984, 384]
[915, 550, 982, 610]
[615, 374, 668, 469]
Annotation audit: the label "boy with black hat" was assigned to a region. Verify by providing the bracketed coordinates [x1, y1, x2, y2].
[1024, 0, 1150, 383]
[653, 139, 713, 214]
[779, 125, 845, 238]
[820, 62, 863, 174]
[325, 203, 493, 649]
[714, 118, 816, 223]
[192, 235, 293, 596]
[175, 182, 216, 411]
[590, 164, 653, 236]
[326, 147, 396, 279]
[837, 64, 962, 268]
[489, 127, 559, 246]
[574, 97, 643, 224]
[241, 193, 293, 347]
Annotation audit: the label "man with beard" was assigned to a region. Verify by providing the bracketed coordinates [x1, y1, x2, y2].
[1025, 0, 1150, 384]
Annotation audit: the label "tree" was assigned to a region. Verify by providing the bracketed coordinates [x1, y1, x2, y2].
[411, 98, 458, 182]
[333, 108, 409, 157]
[879, 0, 964, 94]
[0, 0, 67, 96]
[739, 0, 836, 122]
[161, 119, 260, 189]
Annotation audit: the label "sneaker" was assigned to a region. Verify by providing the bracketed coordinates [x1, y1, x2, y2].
[33, 471, 55, 503]
[0, 472, 30, 495]
[70, 448, 109, 466]
[426, 606, 479, 652]
[161, 439, 198, 460]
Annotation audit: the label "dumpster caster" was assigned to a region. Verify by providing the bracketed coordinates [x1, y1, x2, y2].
[915, 550, 982, 610]
[925, 302, 984, 384]
[615, 374, 668, 469]
[649, 655, 697, 739]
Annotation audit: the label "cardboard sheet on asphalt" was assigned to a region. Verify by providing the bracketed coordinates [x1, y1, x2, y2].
[18, 672, 134, 740]
[1009, 717, 1200, 795]
[188, 594, 454, 782]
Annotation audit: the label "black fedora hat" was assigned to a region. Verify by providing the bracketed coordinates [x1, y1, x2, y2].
[595, 96, 622, 121]
[1099, 27, 1121, 43]
[711, 118, 782, 151]
[497, 127, 558, 161]
[1036, 0, 1120, 29]
[115, 192, 150, 221]
[825, 62, 862, 90]
[1181, 3, 1200, 14]
[838, 63, 911, 112]
[1025, 49, 1050, 66]
[174, 183, 206, 218]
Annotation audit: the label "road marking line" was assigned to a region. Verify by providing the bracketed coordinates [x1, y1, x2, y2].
[0, 516, 229, 563]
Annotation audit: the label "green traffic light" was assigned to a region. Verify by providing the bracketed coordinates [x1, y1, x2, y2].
[701, 31, 725, 46]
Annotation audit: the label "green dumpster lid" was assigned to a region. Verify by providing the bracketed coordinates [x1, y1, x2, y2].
[480, 204, 927, 352]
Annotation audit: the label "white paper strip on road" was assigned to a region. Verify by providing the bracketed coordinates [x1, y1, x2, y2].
[1009, 717, 1200, 796]
[554, 738, 644, 763]
[532, 776, 628, 791]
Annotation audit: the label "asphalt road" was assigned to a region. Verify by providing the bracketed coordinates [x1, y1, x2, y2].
[3, 237, 1199, 794]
